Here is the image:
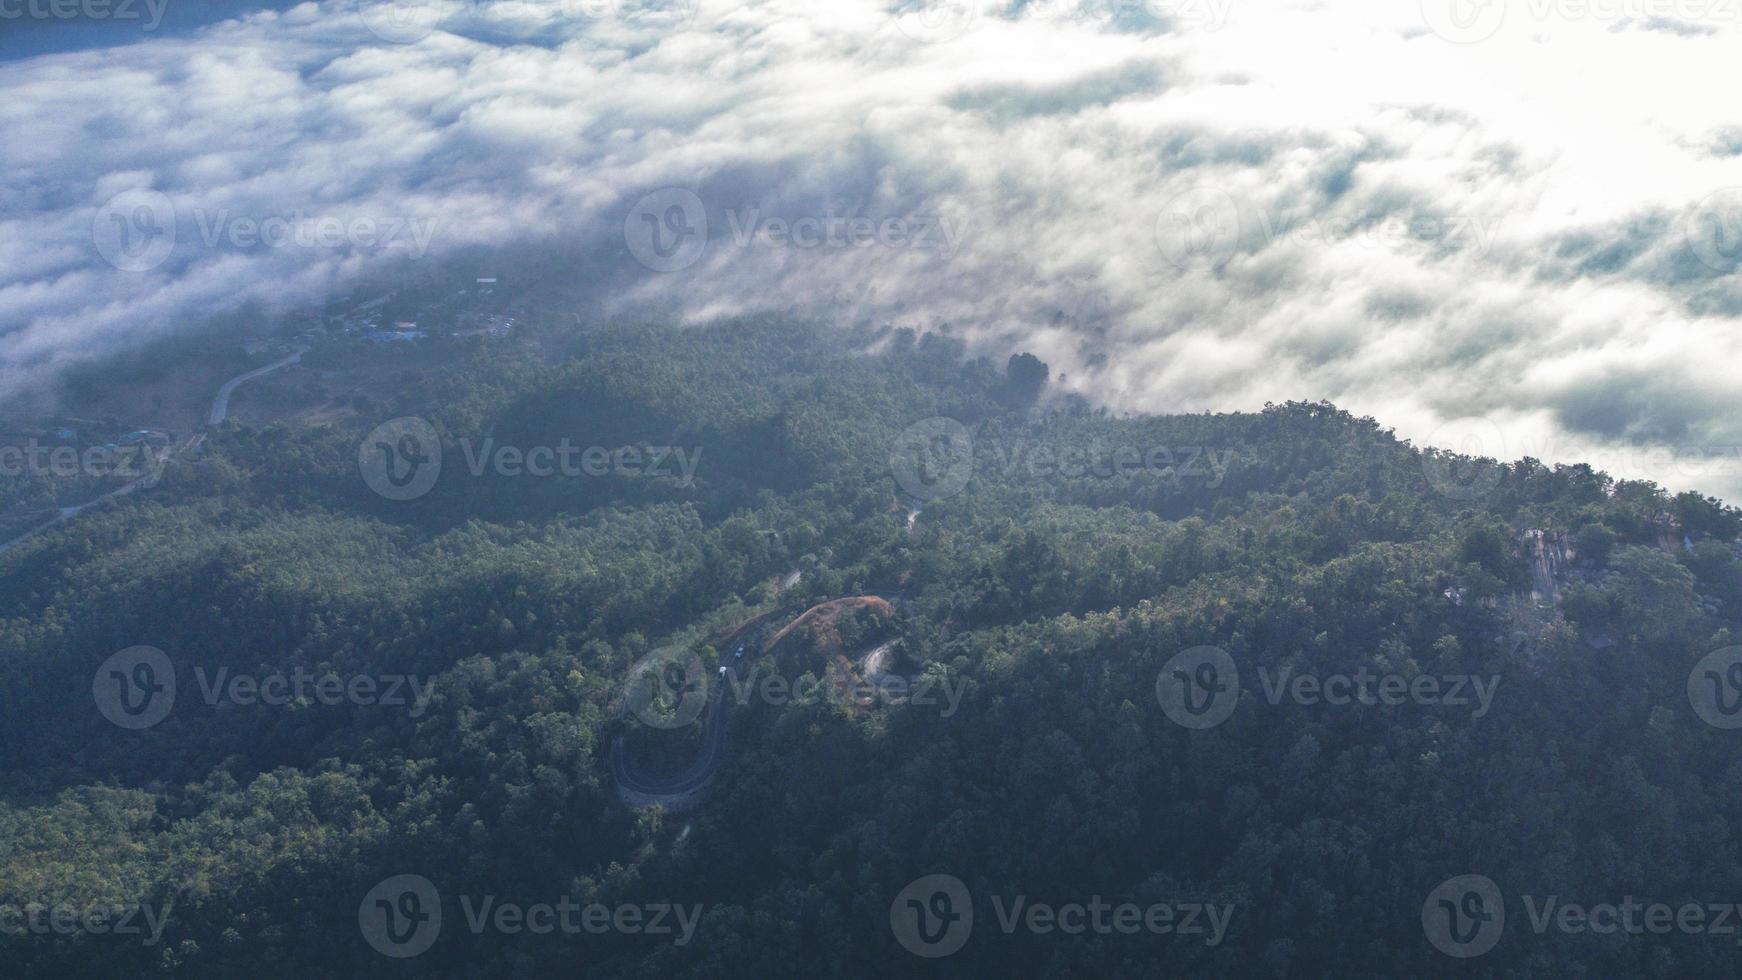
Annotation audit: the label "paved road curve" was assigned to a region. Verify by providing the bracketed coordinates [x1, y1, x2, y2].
[610, 665, 737, 809]
[209, 350, 303, 425]
[0, 350, 303, 555]
[610, 597, 899, 810]
[611, 618, 768, 810]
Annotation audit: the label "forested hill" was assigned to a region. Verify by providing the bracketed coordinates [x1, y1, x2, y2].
[2, 318, 1739, 977]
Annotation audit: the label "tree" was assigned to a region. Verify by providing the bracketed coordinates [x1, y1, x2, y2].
[1002, 352, 1049, 406]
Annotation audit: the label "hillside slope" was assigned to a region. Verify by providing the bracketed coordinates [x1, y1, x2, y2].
[1, 319, 1739, 977]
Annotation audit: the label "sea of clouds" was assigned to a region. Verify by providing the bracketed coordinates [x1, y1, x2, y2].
[2, 0, 1740, 497]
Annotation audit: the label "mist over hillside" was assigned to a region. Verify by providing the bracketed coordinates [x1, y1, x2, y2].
[0, 317, 1738, 975]
[4, 0, 1741, 498]
[5, 2, 1742, 976]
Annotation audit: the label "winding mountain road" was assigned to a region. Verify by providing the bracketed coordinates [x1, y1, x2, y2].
[610, 617, 762, 810]
[610, 665, 737, 809]
[0, 349, 303, 556]
[208, 350, 302, 425]
[611, 596, 903, 809]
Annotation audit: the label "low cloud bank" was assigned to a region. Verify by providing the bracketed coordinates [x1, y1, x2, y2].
[4, 0, 1740, 497]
